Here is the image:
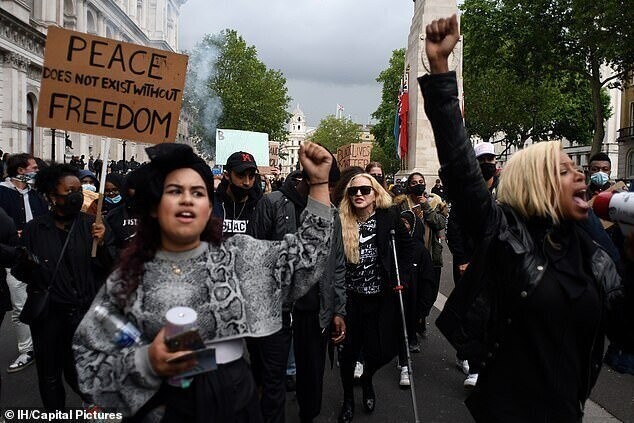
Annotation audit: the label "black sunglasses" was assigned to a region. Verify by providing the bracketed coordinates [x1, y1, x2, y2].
[347, 186, 373, 196]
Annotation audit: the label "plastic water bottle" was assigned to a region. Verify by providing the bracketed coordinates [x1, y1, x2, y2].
[94, 305, 144, 347]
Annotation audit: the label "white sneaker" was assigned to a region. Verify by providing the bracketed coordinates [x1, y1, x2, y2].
[456, 358, 469, 375]
[7, 352, 34, 373]
[463, 373, 478, 389]
[399, 366, 411, 387]
[354, 361, 364, 379]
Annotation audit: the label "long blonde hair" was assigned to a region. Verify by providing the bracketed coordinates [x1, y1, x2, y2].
[497, 141, 565, 224]
[339, 173, 393, 263]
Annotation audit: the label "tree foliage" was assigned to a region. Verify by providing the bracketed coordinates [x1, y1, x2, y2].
[310, 115, 361, 154]
[461, 0, 633, 155]
[183, 29, 291, 158]
[370, 49, 405, 176]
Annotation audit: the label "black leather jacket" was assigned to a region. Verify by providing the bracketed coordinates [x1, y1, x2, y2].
[421, 72, 631, 403]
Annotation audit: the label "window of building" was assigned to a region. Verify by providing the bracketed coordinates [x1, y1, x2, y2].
[630, 102, 634, 127]
[297, 117, 301, 122]
[64, 0, 74, 14]
[627, 150, 634, 178]
[87, 11, 96, 34]
[27, 95, 34, 154]
[31, 0, 42, 19]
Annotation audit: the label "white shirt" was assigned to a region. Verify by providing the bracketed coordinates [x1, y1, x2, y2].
[1, 178, 34, 223]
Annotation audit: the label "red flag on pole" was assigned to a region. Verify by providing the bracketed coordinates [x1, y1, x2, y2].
[398, 72, 409, 157]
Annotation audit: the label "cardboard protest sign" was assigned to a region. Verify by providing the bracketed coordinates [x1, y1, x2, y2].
[37, 26, 188, 144]
[337, 142, 373, 169]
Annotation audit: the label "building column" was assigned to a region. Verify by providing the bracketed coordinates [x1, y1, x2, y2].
[1, 53, 30, 154]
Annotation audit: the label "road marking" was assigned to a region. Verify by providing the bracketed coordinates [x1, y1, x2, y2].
[433, 291, 622, 422]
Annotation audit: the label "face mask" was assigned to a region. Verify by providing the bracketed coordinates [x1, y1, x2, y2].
[408, 184, 426, 196]
[13, 173, 36, 184]
[82, 184, 97, 192]
[105, 194, 122, 204]
[54, 191, 84, 216]
[480, 163, 497, 181]
[230, 184, 250, 199]
[372, 175, 384, 185]
[590, 171, 609, 187]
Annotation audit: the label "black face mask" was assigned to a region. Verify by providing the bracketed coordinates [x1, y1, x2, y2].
[408, 184, 426, 196]
[372, 175, 384, 185]
[480, 163, 497, 181]
[230, 184, 250, 200]
[54, 191, 84, 217]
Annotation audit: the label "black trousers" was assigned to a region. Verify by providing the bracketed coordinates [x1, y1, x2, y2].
[339, 294, 383, 400]
[30, 302, 87, 410]
[247, 311, 292, 423]
[419, 266, 442, 318]
[0, 311, 4, 402]
[398, 287, 416, 366]
[292, 310, 328, 423]
[452, 263, 464, 285]
[125, 358, 262, 423]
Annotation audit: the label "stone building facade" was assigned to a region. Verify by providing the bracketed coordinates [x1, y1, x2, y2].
[401, 0, 461, 180]
[0, 0, 187, 164]
[278, 104, 315, 176]
[617, 73, 634, 178]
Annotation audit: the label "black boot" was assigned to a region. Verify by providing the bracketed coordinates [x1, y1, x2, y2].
[338, 398, 354, 423]
[361, 378, 376, 413]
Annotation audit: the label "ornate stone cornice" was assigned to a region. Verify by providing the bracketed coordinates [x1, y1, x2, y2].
[0, 8, 45, 58]
[2, 51, 29, 70]
[1, 121, 28, 131]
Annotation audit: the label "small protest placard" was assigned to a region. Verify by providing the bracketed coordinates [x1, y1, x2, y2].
[36, 26, 188, 144]
[337, 142, 373, 169]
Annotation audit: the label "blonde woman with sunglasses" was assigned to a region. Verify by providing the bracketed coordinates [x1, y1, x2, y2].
[336, 173, 414, 423]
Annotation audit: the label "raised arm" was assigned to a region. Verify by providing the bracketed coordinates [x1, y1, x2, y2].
[419, 15, 500, 242]
[300, 141, 332, 206]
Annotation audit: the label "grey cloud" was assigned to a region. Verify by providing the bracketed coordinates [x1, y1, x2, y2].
[179, 0, 413, 124]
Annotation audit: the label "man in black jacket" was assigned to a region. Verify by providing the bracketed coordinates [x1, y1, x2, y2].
[213, 151, 262, 239]
[445, 142, 497, 389]
[0, 153, 48, 372]
[446, 142, 498, 286]
[247, 159, 346, 423]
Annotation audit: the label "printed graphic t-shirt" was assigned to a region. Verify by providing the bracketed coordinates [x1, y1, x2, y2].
[346, 215, 382, 295]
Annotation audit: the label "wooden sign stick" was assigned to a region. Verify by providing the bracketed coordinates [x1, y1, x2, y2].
[91, 138, 111, 257]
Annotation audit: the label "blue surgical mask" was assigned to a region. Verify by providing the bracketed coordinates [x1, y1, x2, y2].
[82, 184, 97, 192]
[105, 195, 122, 204]
[590, 171, 609, 187]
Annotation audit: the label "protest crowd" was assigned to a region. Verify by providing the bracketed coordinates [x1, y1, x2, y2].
[0, 15, 633, 423]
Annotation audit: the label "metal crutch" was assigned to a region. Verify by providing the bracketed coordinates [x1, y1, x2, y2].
[390, 229, 421, 423]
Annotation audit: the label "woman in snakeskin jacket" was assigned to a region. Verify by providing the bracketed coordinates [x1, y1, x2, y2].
[72, 142, 334, 422]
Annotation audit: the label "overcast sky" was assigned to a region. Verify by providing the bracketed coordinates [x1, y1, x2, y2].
[178, 0, 416, 128]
